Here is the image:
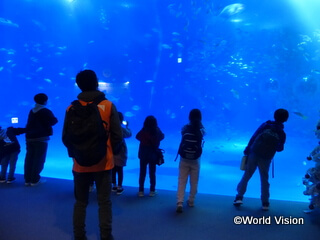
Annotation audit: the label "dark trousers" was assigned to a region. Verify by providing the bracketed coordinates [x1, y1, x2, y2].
[139, 159, 156, 192]
[73, 170, 113, 240]
[24, 141, 48, 184]
[112, 165, 123, 187]
[0, 151, 19, 180]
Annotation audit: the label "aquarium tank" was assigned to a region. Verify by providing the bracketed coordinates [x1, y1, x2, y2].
[1, 0, 320, 203]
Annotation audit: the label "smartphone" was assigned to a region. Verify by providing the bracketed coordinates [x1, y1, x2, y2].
[11, 117, 18, 124]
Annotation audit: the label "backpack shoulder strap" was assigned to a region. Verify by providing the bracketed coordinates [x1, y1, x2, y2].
[71, 100, 81, 106]
[175, 137, 182, 162]
[72, 95, 107, 106]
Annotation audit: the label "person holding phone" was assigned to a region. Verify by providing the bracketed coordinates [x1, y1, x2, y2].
[112, 112, 132, 195]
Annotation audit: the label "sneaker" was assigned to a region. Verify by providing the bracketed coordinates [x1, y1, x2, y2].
[30, 179, 46, 186]
[7, 177, 16, 184]
[0, 178, 6, 183]
[176, 202, 183, 213]
[112, 186, 118, 192]
[262, 202, 269, 211]
[138, 191, 144, 197]
[149, 191, 157, 197]
[233, 196, 243, 206]
[116, 187, 124, 195]
[187, 200, 194, 207]
[25, 182, 31, 186]
[303, 209, 314, 214]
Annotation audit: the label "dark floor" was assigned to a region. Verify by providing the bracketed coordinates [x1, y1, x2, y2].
[0, 174, 319, 240]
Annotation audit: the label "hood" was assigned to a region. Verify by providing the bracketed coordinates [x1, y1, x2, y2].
[265, 120, 284, 131]
[77, 90, 106, 102]
[32, 103, 47, 113]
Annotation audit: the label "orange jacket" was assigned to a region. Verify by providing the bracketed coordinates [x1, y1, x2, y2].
[70, 99, 114, 173]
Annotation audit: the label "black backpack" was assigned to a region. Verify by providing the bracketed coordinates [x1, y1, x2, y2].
[178, 125, 203, 160]
[62, 96, 108, 167]
[250, 127, 280, 159]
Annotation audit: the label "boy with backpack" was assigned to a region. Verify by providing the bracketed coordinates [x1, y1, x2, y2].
[176, 109, 205, 213]
[233, 108, 289, 211]
[62, 70, 123, 240]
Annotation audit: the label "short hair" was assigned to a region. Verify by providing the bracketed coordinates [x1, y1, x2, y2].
[34, 93, 48, 105]
[76, 70, 98, 91]
[274, 108, 289, 123]
[189, 109, 202, 122]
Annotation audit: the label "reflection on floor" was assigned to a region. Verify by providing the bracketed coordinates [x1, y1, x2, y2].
[14, 134, 310, 203]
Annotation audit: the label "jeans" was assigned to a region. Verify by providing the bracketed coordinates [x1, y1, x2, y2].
[0, 151, 19, 180]
[24, 141, 48, 184]
[236, 152, 272, 204]
[177, 158, 200, 204]
[139, 158, 156, 192]
[73, 170, 113, 240]
[112, 165, 123, 187]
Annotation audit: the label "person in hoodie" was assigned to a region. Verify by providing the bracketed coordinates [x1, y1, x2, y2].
[233, 108, 289, 211]
[63, 69, 123, 240]
[24, 93, 58, 186]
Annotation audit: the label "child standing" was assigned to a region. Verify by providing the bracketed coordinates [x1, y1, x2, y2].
[176, 109, 205, 213]
[0, 126, 26, 183]
[136, 116, 164, 197]
[112, 112, 132, 195]
[234, 108, 289, 210]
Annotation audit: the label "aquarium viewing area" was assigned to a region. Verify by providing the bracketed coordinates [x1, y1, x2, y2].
[1, 0, 320, 204]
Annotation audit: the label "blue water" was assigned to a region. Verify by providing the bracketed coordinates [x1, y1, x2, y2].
[1, 0, 320, 203]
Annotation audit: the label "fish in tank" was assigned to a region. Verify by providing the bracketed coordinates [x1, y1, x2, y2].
[1, 0, 320, 203]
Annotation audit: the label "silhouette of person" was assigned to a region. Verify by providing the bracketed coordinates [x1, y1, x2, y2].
[136, 115, 164, 197]
[112, 112, 132, 195]
[63, 69, 122, 240]
[176, 109, 205, 213]
[24, 93, 58, 186]
[234, 108, 289, 210]
[0, 126, 25, 183]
